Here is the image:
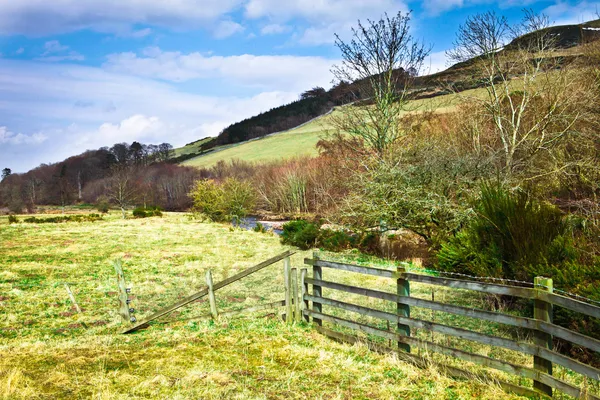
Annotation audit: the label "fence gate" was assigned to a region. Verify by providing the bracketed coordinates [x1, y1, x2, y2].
[301, 252, 600, 400]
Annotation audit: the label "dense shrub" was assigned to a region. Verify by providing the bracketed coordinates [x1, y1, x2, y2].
[97, 200, 110, 213]
[437, 183, 572, 280]
[8, 215, 18, 224]
[318, 229, 357, 251]
[23, 214, 103, 223]
[133, 206, 163, 218]
[190, 178, 256, 222]
[281, 220, 319, 250]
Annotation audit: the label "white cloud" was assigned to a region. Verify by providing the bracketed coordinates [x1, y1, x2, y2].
[260, 23, 290, 35]
[0, 0, 244, 35]
[0, 126, 47, 145]
[0, 59, 308, 171]
[543, 1, 600, 26]
[245, 0, 408, 45]
[16, 47, 24, 54]
[423, 0, 464, 15]
[37, 40, 85, 62]
[103, 47, 335, 91]
[423, 50, 450, 75]
[129, 28, 153, 38]
[245, 0, 403, 22]
[213, 20, 245, 39]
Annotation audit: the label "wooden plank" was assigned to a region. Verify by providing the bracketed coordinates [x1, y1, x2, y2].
[176, 300, 286, 322]
[123, 250, 295, 334]
[533, 277, 553, 396]
[284, 257, 292, 324]
[305, 258, 397, 278]
[305, 277, 600, 353]
[114, 260, 131, 323]
[316, 326, 596, 400]
[206, 269, 218, 320]
[403, 273, 536, 299]
[312, 252, 322, 327]
[292, 268, 301, 323]
[396, 266, 410, 352]
[539, 291, 600, 320]
[301, 268, 309, 323]
[305, 300, 600, 382]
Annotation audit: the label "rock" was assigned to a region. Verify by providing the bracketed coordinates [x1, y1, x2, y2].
[377, 229, 431, 263]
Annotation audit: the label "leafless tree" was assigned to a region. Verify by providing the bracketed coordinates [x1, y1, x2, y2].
[105, 165, 138, 218]
[330, 11, 430, 159]
[447, 10, 580, 178]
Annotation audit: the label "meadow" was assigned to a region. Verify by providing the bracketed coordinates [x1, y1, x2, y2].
[0, 212, 536, 399]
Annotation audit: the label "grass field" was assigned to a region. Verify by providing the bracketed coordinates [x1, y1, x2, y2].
[1, 212, 593, 399]
[179, 89, 471, 169]
[0, 212, 516, 399]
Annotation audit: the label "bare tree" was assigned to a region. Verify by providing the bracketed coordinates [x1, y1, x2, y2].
[330, 11, 430, 159]
[105, 165, 138, 219]
[447, 10, 580, 178]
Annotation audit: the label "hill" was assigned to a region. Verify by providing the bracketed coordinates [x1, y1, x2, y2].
[177, 19, 600, 169]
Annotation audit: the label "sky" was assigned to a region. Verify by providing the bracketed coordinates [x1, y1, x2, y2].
[0, 0, 598, 172]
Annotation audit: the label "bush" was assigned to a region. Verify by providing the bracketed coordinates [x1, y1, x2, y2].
[253, 222, 269, 233]
[8, 215, 18, 224]
[22, 214, 103, 224]
[281, 220, 319, 250]
[318, 229, 357, 251]
[97, 200, 110, 214]
[133, 206, 163, 218]
[438, 182, 571, 280]
[222, 178, 256, 223]
[190, 178, 256, 223]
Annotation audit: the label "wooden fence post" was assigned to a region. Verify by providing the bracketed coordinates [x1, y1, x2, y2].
[292, 268, 301, 323]
[301, 268, 309, 322]
[284, 256, 292, 324]
[312, 251, 322, 327]
[64, 284, 82, 314]
[114, 260, 132, 323]
[533, 276, 553, 397]
[397, 266, 410, 352]
[206, 269, 218, 320]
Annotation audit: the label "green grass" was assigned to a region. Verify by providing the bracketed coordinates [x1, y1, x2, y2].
[173, 137, 214, 157]
[0, 211, 534, 399]
[179, 89, 475, 169]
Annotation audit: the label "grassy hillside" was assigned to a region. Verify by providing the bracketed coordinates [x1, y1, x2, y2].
[181, 89, 469, 169]
[0, 212, 535, 399]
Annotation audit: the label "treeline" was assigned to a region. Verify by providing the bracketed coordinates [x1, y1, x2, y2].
[0, 141, 205, 212]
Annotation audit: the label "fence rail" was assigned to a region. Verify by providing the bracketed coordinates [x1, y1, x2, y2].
[303, 256, 600, 399]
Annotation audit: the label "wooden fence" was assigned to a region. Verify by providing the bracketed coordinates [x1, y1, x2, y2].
[123, 250, 295, 333]
[300, 253, 600, 399]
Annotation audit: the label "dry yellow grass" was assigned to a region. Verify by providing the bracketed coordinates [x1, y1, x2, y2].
[0, 212, 581, 399]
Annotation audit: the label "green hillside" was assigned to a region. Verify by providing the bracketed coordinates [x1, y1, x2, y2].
[180, 89, 470, 169]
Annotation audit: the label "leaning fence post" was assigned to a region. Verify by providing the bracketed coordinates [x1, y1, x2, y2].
[64, 284, 82, 314]
[301, 268, 309, 322]
[396, 265, 410, 352]
[292, 268, 301, 323]
[533, 276, 553, 397]
[312, 251, 322, 327]
[284, 256, 292, 324]
[206, 269, 219, 320]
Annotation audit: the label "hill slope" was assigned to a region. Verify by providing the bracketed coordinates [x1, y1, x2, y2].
[176, 18, 600, 169]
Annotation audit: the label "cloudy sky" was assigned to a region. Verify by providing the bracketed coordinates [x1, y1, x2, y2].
[0, 0, 598, 172]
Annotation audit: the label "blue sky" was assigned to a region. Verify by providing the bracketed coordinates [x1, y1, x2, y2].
[0, 0, 598, 172]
